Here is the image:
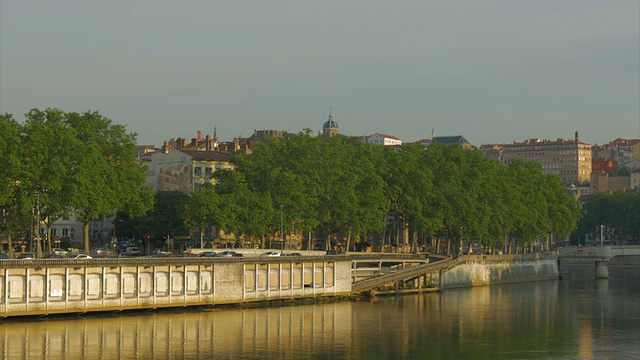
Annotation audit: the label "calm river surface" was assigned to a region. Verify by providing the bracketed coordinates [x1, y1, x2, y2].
[1, 267, 638, 360]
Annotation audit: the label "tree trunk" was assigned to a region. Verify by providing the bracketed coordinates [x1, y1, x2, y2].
[83, 223, 90, 253]
[7, 229, 13, 257]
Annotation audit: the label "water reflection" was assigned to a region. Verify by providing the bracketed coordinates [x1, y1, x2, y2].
[1, 268, 638, 359]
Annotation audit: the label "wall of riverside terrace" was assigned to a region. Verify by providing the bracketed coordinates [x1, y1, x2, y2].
[0, 257, 352, 318]
[441, 253, 559, 288]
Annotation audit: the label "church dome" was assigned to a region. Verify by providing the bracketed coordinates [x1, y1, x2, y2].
[323, 114, 338, 130]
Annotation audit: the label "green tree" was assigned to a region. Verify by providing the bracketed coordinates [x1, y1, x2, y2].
[216, 169, 274, 248]
[65, 110, 152, 252]
[182, 184, 221, 248]
[21, 109, 81, 255]
[117, 191, 188, 253]
[0, 114, 26, 254]
[579, 191, 640, 244]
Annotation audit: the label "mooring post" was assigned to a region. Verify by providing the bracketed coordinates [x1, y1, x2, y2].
[595, 260, 609, 279]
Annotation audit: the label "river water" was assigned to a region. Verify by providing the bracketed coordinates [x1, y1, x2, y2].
[1, 267, 638, 359]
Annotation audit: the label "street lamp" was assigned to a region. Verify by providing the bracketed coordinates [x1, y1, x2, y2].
[35, 192, 42, 258]
[280, 204, 284, 254]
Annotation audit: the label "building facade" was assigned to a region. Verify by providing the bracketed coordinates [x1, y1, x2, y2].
[364, 133, 403, 146]
[501, 132, 592, 186]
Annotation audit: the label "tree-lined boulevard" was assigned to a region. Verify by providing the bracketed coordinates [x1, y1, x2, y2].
[2, 108, 638, 257]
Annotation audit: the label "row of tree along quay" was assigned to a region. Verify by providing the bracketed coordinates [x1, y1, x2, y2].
[2, 108, 636, 258]
[116, 128, 586, 255]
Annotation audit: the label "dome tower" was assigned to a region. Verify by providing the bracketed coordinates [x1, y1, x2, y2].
[322, 110, 339, 138]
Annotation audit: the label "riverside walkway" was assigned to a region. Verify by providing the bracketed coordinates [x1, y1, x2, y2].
[8, 247, 627, 318]
[0, 252, 428, 318]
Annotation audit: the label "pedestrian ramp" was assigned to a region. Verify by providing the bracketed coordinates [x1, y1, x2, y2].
[351, 258, 454, 294]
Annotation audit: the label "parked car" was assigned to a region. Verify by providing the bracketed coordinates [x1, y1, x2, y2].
[260, 251, 281, 257]
[52, 248, 69, 256]
[218, 251, 243, 257]
[0, 252, 9, 259]
[73, 254, 92, 260]
[153, 249, 172, 257]
[125, 247, 142, 256]
[199, 251, 218, 257]
[43, 253, 63, 259]
[17, 253, 35, 259]
[94, 247, 108, 255]
[284, 252, 302, 257]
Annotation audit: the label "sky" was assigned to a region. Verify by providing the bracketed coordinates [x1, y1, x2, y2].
[1, 0, 639, 147]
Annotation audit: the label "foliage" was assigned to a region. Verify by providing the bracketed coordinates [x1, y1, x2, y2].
[1, 108, 584, 254]
[610, 166, 631, 177]
[0, 108, 153, 253]
[578, 191, 640, 244]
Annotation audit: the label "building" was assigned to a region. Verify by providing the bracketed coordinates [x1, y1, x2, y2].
[142, 148, 233, 194]
[417, 135, 475, 150]
[610, 138, 640, 161]
[363, 133, 403, 146]
[501, 132, 592, 186]
[591, 172, 632, 193]
[178, 149, 234, 191]
[322, 111, 339, 138]
[631, 168, 640, 191]
[592, 159, 618, 174]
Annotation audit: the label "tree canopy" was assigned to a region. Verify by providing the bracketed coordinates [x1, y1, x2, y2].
[177, 132, 582, 254]
[0, 108, 153, 254]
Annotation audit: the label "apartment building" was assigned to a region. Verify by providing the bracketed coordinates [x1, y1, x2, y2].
[501, 132, 592, 186]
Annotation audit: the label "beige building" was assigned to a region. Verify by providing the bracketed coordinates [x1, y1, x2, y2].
[142, 148, 233, 194]
[501, 132, 592, 186]
[591, 172, 632, 193]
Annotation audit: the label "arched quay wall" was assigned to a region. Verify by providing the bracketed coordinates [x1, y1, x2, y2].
[0, 258, 352, 318]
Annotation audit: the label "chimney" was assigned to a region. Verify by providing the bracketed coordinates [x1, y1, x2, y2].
[197, 131, 202, 140]
[575, 131, 579, 142]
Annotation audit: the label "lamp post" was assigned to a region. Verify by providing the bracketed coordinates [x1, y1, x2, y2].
[280, 204, 284, 254]
[112, 220, 118, 255]
[35, 192, 42, 258]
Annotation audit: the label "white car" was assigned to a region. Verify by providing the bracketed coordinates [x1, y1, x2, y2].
[73, 254, 92, 260]
[260, 251, 281, 257]
[52, 248, 69, 256]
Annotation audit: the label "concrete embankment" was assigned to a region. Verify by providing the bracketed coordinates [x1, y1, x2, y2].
[442, 253, 559, 288]
[609, 255, 640, 267]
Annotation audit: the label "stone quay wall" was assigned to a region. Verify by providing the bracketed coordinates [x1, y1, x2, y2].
[443, 253, 559, 288]
[0, 257, 352, 318]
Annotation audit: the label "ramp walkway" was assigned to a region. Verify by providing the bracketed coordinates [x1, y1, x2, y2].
[352, 257, 454, 293]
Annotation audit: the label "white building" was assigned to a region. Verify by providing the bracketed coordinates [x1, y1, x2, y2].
[363, 133, 403, 146]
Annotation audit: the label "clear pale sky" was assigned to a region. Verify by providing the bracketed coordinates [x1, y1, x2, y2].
[1, 1, 639, 146]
